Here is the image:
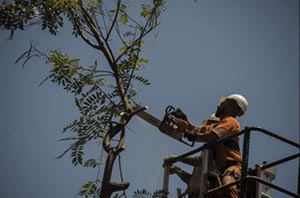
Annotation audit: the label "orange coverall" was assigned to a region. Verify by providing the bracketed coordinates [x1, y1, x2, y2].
[192, 116, 242, 198]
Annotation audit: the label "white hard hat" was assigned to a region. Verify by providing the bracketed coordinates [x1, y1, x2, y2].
[220, 94, 248, 115]
[202, 113, 220, 125]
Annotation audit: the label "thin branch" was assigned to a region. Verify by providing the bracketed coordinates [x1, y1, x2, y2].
[78, 30, 100, 50]
[113, 14, 131, 50]
[92, 73, 114, 78]
[125, 125, 137, 134]
[38, 75, 52, 86]
[58, 137, 79, 141]
[90, 5, 102, 35]
[100, 2, 110, 35]
[55, 144, 74, 160]
[71, 13, 100, 50]
[140, 31, 159, 58]
[115, 126, 126, 155]
[114, 15, 159, 64]
[96, 147, 104, 181]
[106, 0, 121, 41]
[15, 42, 49, 68]
[118, 154, 127, 198]
[79, 1, 104, 46]
[125, 12, 143, 28]
[94, 84, 115, 105]
[77, 66, 114, 75]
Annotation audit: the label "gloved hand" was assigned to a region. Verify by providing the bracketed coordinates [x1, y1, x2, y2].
[184, 130, 197, 141]
[171, 116, 188, 132]
[172, 108, 188, 121]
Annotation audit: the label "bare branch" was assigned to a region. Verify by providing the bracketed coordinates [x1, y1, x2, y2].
[70, 12, 100, 50]
[106, 0, 121, 41]
[55, 144, 74, 160]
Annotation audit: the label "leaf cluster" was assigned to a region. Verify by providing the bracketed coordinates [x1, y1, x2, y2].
[133, 189, 165, 198]
[1, 0, 38, 32]
[0, 0, 79, 37]
[80, 180, 101, 198]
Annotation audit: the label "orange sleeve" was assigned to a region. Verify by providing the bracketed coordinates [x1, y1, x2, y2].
[193, 124, 215, 134]
[210, 116, 240, 139]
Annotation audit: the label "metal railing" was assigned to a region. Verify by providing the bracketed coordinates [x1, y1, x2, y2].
[163, 126, 300, 198]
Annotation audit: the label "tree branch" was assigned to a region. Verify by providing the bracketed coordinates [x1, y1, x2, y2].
[106, 0, 121, 41]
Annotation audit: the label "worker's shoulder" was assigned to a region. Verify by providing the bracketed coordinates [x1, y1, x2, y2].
[220, 116, 240, 125]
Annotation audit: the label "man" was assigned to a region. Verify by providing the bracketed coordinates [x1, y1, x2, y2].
[171, 94, 248, 198]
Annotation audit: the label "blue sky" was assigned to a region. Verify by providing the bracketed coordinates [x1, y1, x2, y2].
[0, 0, 299, 198]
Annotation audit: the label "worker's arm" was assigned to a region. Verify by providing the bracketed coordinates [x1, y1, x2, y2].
[172, 116, 218, 143]
[171, 116, 196, 131]
[185, 130, 218, 143]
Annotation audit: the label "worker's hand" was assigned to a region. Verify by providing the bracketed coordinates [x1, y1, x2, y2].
[171, 116, 188, 132]
[184, 130, 197, 142]
[172, 108, 188, 121]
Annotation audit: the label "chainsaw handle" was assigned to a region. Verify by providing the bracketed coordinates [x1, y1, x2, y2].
[161, 105, 195, 147]
[179, 137, 195, 147]
[165, 105, 175, 115]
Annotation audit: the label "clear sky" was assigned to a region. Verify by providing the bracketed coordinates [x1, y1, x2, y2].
[0, 0, 299, 198]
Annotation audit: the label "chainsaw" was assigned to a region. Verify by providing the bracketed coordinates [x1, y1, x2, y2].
[134, 105, 194, 147]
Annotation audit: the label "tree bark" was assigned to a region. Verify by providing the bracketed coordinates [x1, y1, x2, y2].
[101, 123, 129, 197]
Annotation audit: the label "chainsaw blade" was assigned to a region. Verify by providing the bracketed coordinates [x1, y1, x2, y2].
[136, 108, 162, 128]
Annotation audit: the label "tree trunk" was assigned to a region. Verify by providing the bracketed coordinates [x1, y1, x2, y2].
[101, 123, 129, 197]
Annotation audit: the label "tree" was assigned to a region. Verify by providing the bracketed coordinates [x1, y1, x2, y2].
[1, 0, 165, 197]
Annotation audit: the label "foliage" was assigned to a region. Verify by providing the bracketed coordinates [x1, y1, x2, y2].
[0, 0, 78, 37]
[80, 180, 101, 198]
[133, 189, 165, 198]
[1, 0, 166, 197]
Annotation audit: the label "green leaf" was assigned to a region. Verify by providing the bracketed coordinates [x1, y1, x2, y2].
[80, 181, 97, 197]
[119, 46, 126, 53]
[139, 57, 149, 63]
[133, 189, 152, 198]
[84, 159, 98, 168]
[134, 75, 151, 85]
[140, 4, 150, 17]
[71, 143, 84, 166]
[109, 9, 116, 14]
[120, 13, 128, 25]
[119, 4, 127, 12]
[87, 0, 94, 7]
